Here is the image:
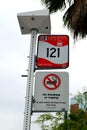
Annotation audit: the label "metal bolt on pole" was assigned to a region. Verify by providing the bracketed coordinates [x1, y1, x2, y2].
[23, 29, 37, 130]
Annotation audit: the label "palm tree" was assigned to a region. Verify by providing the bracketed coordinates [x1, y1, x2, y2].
[41, 0, 87, 39]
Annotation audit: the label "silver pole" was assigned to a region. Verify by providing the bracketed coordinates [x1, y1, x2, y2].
[23, 29, 37, 130]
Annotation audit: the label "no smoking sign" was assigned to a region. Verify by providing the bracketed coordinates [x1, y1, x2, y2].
[43, 74, 61, 90]
[33, 71, 69, 112]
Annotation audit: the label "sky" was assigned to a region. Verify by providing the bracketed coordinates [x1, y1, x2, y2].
[0, 0, 87, 130]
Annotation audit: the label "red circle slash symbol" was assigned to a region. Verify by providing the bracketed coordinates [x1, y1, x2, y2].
[43, 74, 61, 90]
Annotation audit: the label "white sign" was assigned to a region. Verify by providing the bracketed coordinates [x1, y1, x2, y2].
[36, 35, 69, 69]
[33, 71, 69, 112]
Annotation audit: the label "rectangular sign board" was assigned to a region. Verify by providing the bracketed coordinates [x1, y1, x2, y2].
[33, 71, 69, 112]
[36, 35, 69, 69]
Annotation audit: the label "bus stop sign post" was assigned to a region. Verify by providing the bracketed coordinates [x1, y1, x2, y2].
[23, 29, 37, 130]
[17, 10, 51, 130]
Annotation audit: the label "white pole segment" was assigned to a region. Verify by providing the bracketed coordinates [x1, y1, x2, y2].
[23, 29, 37, 130]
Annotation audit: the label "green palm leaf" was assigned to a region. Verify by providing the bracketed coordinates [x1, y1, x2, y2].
[41, 0, 72, 13]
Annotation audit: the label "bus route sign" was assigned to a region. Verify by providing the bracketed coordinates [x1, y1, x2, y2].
[36, 35, 69, 69]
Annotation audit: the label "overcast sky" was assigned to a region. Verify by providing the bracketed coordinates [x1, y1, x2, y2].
[0, 0, 87, 130]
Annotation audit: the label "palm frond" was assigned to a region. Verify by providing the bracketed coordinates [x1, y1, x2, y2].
[41, 0, 72, 13]
[63, 0, 87, 39]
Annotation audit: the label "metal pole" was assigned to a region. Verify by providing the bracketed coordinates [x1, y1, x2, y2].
[64, 111, 68, 130]
[23, 29, 37, 130]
